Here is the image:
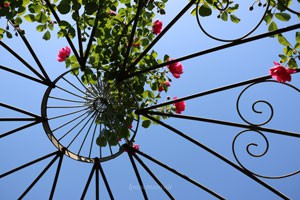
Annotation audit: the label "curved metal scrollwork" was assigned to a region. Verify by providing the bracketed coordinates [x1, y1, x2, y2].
[233, 80, 300, 179]
[195, 0, 270, 42]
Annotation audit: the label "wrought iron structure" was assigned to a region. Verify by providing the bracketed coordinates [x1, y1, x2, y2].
[1, 0, 299, 199]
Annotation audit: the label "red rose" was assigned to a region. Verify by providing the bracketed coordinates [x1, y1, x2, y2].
[57, 46, 71, 62]
[168, 59, 184, 78]
[173, 97, 186, 114]
[269, 62, 296, 83]
[158, 81, 170, 92]
[152, 20, 162, 35]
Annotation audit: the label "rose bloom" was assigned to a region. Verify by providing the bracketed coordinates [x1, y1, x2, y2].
[4, 3, 10, 7]
[152, 20, 162, 35]
[133, 144, 140, 151]
[168, 59, 184, 78]
[158, 81, 171, 92]
[109, 10, 117, 15]
[57, 46, 71, 62]
[269, 61, 296, 83]
[173, 97, 186, 114]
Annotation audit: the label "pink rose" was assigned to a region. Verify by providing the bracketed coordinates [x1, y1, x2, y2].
[152, 20, 162, 35]
[4, 3, 10, 7]
[173, 97, 186, 114]
[109, 10, 117, 15]
[269, 61, 296, 83]
[133, 144, 140, 151]
[57, 46, 71, 62]
[158, 81, 170, 92]
[168, 59, 184, 78]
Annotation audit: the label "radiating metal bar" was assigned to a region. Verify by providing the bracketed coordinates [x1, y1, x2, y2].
[0, 65, 48, 85]
[121, 0, 145, 72]
[78, 114, 98, 155]
[0, 103, 40, 118]
[76, 10, 84, 58]
[89, 122, 99, 158]
[18, 30, 51, 83]
[0, 120, 41, 138]
[0, 151, 58, 178]
[18, 154, 60, 199]
[48, 107, 89, 120]
[62, 77, 87, 96]
[98, 163, 114, 200]
[56, 85, 87, 100]
[49, 152, 64, 200]
[52, 110, 90, 133]
[81, 163, 97, 200]
[0, 41, 46, 81]
[95, 159, 100, 200]
[47, 105, 87, 109]
[66, 112, 96, 148]
[0, 118, 36, 121]
[144, 114, 289, 199]
[125, 23, 300, 79]
[58, 111, 93, 141]
[131, 147, 225, 199]
[127, 153, 148, 199]
[49, 96, 86, 103]
[43, 0, 83, 69]
[146, 111, 300, 138]
[132, 152, 175, 200]
[82, 5, 101, 68]
[127, 0, 197, 74]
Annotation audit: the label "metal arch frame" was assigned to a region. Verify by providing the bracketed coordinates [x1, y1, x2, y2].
[0, 0, 300, 199]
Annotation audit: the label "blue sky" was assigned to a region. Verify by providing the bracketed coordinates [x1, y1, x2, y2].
[1, 0, 300, 199]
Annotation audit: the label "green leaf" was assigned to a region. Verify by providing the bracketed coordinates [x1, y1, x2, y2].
[24, 14, 35, 22]
[96, 136, 107, 147]
[58, 20, 71, 29]
[275, 13, 291, 21]
[6, 31, 12, 38]
[277, 34, 290, 46]
[198, 4, 212, 17]
[190, 7, 197, 16]
[268, 21, 278, 32]
[36, 24, 46, 32]
[42, 30, 51, 40]
[142, 120, 151, 128]
[230, 14, 240, 23]
[288, 58, 297, 69]
[35, 12, 48, 23]
[296, 32, 300, 43]
[15, 17, 22, 25]
[57, 2, 71, 14]
[220, 11, 228, 21]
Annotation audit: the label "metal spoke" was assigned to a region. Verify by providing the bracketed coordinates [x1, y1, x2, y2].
[49, 152, 64, 200]
[0, 120, 41, 138]
[98, 162, 114, 200]
[48, 107, 89, 120]
[81, 163, 97, 199]
[144, 114, 289, 199]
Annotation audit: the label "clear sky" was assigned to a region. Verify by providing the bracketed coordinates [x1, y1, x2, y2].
[1, 0, 300, 199]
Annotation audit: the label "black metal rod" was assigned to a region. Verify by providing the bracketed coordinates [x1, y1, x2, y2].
[53, 110, 90, 133]
[56, 85, 88, 100]
[18, 154, 60, 199]
[48, 107, 89, 120]
[78, 114, 98, 155]
[127, 0, 197, 73]
[57, 111, 93, 141]
[98, 163, 114, 200]
[47, 105, 87, 109]
[49, 96, 86, 103]
[81, 163, 96, 200]
[76, 10, 84, 59]
[0, 151, 58, 178]
[66, 112, 96, 148]
[95, 160, 100, 200]
[0, 65, 48, 86]
[0, 41, 46, 81]
[0, 120, 41, 138]
[62, 77, 87, 96]
[0, 103, 40, 118]
[146, 111, 300, 138]
[126, 23, 300, 79]
[132, 152, 175, 200]
[43, 0, 83, 69]
[89, 121, 99, 158]
[130, 147, 225, 199]
[144, 114, 289, 199]
[49, 152, 64, 200]
[127, 152, 148, 200]
[18, 30, 51, 83]
[121, 0, 145, 71]
[0, 118, 37, 121]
